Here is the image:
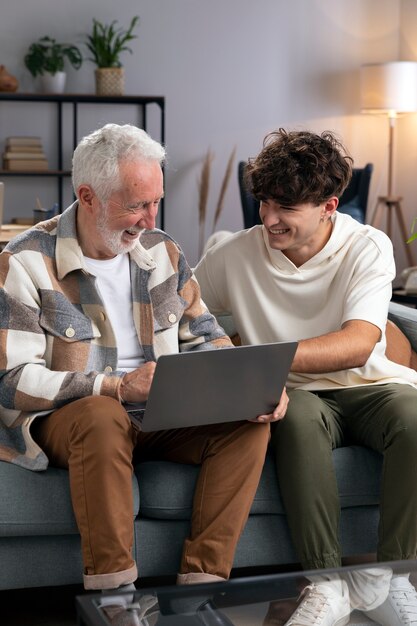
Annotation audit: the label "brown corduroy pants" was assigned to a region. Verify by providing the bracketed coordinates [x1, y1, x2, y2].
[31, 395, 270, 589]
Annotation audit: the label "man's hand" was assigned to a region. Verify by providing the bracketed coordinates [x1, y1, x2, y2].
[251, 386, 289, 423]
[119, 361, 156, 403]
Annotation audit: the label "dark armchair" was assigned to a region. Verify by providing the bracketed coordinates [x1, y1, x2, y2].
[238, 161, 261, 229]
[337, 163, 373, 224]
[238, 161, 373, 228]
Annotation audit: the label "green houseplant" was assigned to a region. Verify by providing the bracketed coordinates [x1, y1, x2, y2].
[85, 16, 139, 68]
[85, 16, 139, 96]
[24, 36, 83, 76]
[407, 219, 417, 245]
[24, 36, 82, 93]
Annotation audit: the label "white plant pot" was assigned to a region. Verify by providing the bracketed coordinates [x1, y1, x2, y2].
[37, 71, 67, 94]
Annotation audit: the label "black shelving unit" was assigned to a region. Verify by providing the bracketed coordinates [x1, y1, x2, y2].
[0, 92, 166, 228]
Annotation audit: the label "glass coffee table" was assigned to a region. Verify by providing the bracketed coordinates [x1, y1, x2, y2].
[76, 559, 417, 625]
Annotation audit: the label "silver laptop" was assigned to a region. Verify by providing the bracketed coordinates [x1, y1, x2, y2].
[124, 341, 297, 431]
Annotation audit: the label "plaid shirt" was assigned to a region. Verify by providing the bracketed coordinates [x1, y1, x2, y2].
[0, 202, 231, 470]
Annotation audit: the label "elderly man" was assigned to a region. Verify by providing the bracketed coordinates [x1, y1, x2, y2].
[195, 129, 417, 626]
[0, 124, 274, 625]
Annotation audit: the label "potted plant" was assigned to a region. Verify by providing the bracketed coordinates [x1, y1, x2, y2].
[24, 36, 82, 93]
[407, 219, 417, 245]
[85, 15, 139, 96]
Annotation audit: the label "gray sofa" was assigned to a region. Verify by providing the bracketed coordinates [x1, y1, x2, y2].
[0, 301, 416, 590]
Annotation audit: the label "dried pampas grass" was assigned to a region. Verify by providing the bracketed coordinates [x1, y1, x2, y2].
[212, 146, 236, 233]
[197, 146, 236, 258]
[198, 149, 214, 258]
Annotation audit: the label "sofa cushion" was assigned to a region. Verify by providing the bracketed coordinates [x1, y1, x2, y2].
[136, 446, 382, 521]
[334, 446, 382, 507]
[135, 460, 199, 520]
[0, 461, 140, 536]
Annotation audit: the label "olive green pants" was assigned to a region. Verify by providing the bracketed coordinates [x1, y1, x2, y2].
[270, 383, 417, 570]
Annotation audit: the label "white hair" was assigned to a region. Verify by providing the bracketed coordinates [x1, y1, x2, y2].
[72, 123, 166, 203]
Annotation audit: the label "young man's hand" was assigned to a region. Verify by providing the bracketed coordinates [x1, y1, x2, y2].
[251, 387, 289, 423]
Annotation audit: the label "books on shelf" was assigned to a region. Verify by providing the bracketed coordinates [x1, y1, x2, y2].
[2, 136, 48, 171]
[3, 152, 47, 160]
[5, 145, 45, 154]
[5, 136, 43, 147]
[3, 159, 48, 171]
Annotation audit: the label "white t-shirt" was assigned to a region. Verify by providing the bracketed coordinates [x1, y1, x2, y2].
[195, 213, 417, 390]
[84, 253, 144, 372]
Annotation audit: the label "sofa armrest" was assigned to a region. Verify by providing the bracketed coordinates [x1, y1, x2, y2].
[388, 302, 417, 353]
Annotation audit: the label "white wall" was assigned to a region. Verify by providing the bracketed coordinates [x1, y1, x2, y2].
[1, 0, 409, 269]
[397, 0, 417, 273]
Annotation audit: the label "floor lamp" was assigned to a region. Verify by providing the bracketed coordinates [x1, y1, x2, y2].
[360, 61, 417, 266]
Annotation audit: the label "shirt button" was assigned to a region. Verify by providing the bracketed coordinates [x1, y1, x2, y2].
[104, 366, 113, 373]
[65, 327, 75, 338]
[168, 313, 177, 324]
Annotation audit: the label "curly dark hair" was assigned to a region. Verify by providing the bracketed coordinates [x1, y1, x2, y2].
[245, 129, 353, 206]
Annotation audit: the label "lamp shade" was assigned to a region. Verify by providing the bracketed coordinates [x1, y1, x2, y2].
[360, 61, 417, 113]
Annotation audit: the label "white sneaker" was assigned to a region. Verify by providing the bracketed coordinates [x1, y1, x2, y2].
[363, 575, 417, 625]
[100, 593, 159, 626]
[283, 580, 350, 625]
[343, 566, 392, 611]
[100, 605, 143, 626]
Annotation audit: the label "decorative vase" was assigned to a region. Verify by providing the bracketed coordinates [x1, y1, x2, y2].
[95, 68, 125, 96]
[37, 71, 67, 94]
[0, 65, 18, 92]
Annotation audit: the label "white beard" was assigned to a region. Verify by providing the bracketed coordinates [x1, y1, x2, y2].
[96, 204, 142, 255]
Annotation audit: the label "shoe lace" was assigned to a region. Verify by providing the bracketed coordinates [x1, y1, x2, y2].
[285, 584, 331, 625]
[392, 586, 417, 624]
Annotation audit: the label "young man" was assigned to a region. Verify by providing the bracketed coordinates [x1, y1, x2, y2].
[0, 124, 276, 626]
[195, 129, 417, 626]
